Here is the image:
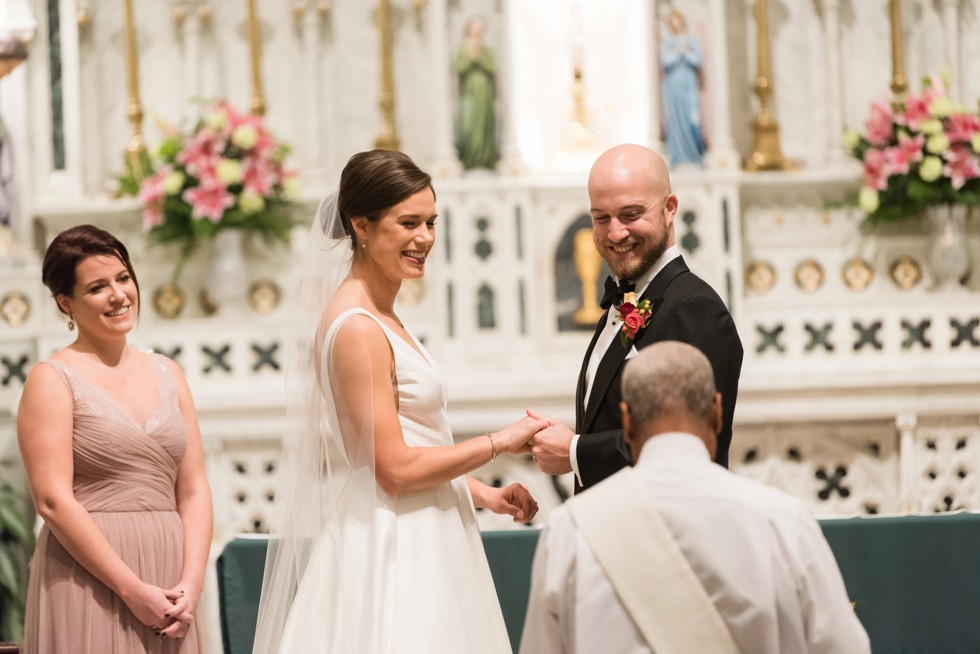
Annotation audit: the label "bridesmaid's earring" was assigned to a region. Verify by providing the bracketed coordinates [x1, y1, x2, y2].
[67, 314, 75, 331]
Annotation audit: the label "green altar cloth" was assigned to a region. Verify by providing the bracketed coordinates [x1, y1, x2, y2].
[218, 512, 980, 654]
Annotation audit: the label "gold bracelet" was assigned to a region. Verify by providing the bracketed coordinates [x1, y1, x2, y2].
[485, 432, 497, 461]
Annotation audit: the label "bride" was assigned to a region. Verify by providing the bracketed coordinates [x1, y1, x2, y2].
[253, 150, 544, 653]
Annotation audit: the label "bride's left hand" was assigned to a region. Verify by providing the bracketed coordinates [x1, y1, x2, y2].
[481, 482, 539, 523]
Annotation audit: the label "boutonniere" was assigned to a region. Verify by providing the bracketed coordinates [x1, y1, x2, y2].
[616, 292, 654, 347]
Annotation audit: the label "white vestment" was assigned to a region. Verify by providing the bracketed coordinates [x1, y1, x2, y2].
[520, 433, 871, 654]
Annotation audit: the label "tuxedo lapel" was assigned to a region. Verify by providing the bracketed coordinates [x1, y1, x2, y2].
[575, 309, 609, 433]
[581, 257, 690, 432]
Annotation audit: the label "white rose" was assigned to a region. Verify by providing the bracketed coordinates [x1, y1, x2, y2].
[215, 159, 244, 185]
[918, 156, 943, 182]
[925, 133, 949, 154]
[204, 109, 228, 131]
[162, 171, 185, 195]
[928, 98, 952, 119]
[858, 186, 880, 214]
[239, 188, 266, 215]
[920, 119, 943, 135]
[842, 129, 861, 151]
[232, 125, 259, 150]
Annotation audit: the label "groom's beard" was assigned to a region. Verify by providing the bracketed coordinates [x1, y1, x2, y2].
[601, 211, 671, 282]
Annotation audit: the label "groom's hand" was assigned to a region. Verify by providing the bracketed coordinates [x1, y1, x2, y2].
[526, 409, 574, 476]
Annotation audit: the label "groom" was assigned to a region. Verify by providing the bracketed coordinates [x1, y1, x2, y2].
[530, 144, 743, 492]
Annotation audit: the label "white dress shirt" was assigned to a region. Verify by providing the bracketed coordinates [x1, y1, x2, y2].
[521, 433, 871, 654]
[569, 245, 681, 484]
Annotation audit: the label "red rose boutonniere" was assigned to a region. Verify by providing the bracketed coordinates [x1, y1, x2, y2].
[616, 292, 654, 347]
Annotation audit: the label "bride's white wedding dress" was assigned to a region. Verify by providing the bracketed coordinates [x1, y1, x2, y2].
[277, 308, 512, 653]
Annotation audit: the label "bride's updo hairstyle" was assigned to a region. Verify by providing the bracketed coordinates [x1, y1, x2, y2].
[337, 149, 433, 249]
[42, 224, 141, 317]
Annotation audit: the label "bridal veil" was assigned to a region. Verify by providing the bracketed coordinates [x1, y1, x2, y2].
[252, 194, 386, 652]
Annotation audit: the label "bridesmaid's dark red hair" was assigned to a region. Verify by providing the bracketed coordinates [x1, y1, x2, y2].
[42, 225, 141, 316]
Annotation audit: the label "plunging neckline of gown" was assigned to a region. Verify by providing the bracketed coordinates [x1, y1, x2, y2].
[52, 358, 167, 433]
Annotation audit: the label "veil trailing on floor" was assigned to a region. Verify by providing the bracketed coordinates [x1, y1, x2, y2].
[252, 194, 386, 652]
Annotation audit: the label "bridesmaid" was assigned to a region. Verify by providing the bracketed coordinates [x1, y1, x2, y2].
[17, 225, 211, 653]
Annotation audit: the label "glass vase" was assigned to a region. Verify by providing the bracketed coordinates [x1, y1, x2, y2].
[207, 229, 249, 315]
[927, 204, 970, 291]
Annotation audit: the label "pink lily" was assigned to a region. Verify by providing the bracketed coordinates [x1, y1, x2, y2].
[865, 99, 895, 146]
[863, 148, 889, 190]
[943, 146, 980, 190]
[885, 133, 924, 175]
[183, 180, 235, 223]
[947, 113, 980, 144]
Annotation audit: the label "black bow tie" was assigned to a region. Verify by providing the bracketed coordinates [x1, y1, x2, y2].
[599, 275, 636, 310]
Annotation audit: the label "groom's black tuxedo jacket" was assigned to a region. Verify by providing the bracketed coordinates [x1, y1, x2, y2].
[574, 256, 743, 493]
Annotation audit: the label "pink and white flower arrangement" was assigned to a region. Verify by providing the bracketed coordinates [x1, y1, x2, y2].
[122, 101, 299, 280]
[844, 75, 980, 223]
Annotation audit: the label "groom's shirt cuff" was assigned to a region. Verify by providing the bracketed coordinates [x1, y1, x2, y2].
[569, 434, 583, 486]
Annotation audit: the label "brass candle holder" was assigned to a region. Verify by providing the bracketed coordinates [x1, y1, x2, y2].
[246, 0, 266, 116]
[888, 0, 907, 99]
[744, 0, 793, 172]
[374, 0, 399, 151]
[122, 0, 150, 182]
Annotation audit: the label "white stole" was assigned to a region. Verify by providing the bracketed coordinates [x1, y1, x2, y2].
[567, 468, 741, 654]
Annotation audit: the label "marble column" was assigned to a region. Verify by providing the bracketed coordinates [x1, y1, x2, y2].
[819, 0, 844, 165]
[703, 0, 738, 170]
[497, 0, 523, 175]
[426, 0, 460, 178]
[938, 0, 961, 100]
[896, 413, 918, 513]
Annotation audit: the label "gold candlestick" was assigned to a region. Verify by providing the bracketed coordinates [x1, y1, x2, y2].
[246, 0, 266, 115]
[122, 0, 150, 181]
[744, 0, 792, 172]
[889, 0, 907, 98]
[374, 0, 399, 150]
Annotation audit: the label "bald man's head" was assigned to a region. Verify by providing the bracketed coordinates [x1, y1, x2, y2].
[588, 144, 672, 199]
[587, 144, 677, 281]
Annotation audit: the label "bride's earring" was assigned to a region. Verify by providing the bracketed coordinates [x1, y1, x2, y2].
[67, 314, 75, 331]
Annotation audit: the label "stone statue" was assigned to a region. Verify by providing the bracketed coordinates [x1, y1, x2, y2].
[455, 16, 499, 171]
[660, 8, 706, 167]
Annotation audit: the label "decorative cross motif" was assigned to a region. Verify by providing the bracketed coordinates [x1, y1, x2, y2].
[901, 319, 931, 349]
[852, 320, 883, 351]
[950, 318, 980, 348]
[1, 354, 28, 386]
[804, 322, 834, 352]
[152, 346, 183, 364]
[815, 465, 851, 500]
[755, 324, 785, 353]
[251, 342, 281, 372]
[202, 344, 232, 374]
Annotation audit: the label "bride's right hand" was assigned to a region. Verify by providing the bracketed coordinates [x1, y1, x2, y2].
[492, 416, 547, 455]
